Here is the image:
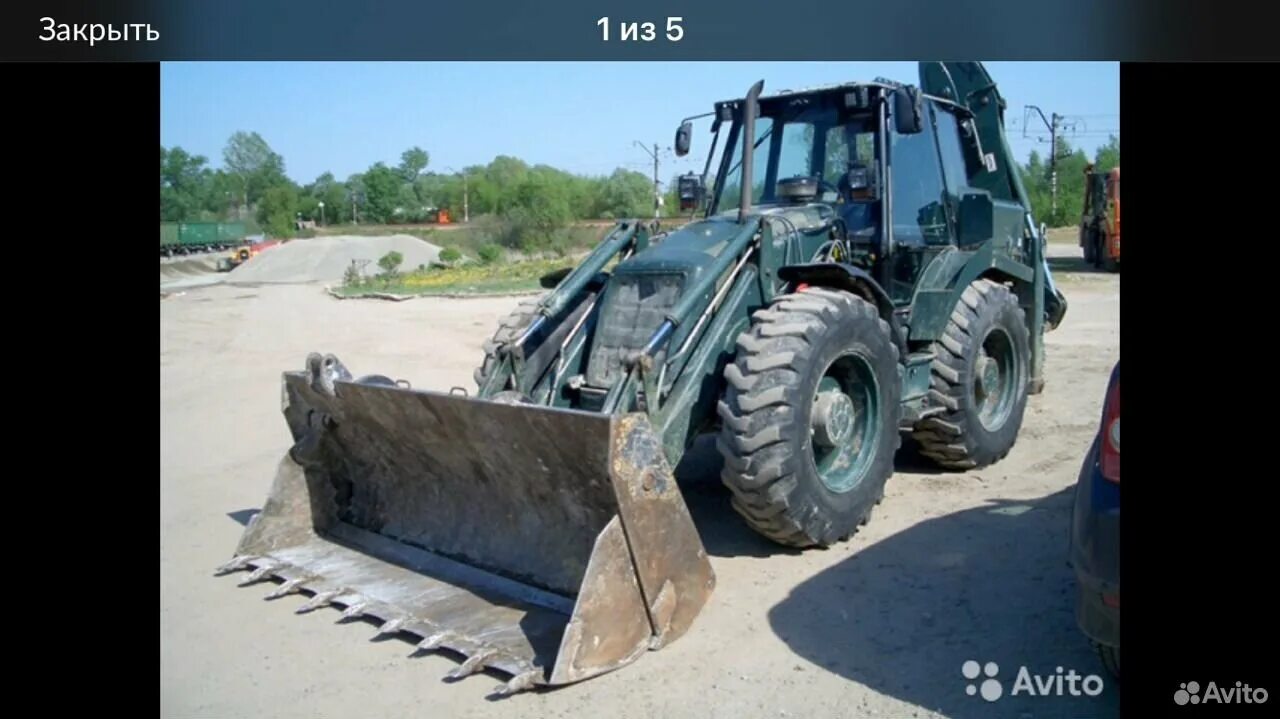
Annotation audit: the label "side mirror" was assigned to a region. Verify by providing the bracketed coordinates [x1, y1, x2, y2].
[956, 191, 994, 247]
[674, 121, 693, 157]
[893, 86, 924, 135]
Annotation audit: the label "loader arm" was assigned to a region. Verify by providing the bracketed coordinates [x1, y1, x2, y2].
[477, 221, 640, 398]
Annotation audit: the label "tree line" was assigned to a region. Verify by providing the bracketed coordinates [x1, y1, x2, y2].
[161, 132, 667, 245]
[1021, 135, 1120, 228]
[161, 130, 1118, 244]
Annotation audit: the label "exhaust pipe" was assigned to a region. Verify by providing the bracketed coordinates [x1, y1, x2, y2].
[738, 80, 764, 224]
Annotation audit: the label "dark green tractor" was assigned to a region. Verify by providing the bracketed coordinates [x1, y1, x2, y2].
[222, 62, 1068, 694]
[475, 62, 1067, 539]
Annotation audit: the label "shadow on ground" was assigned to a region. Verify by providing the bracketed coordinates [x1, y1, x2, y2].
[674, 434, 792, 559]
[766, 487, 1119, 719]
[675, 433, 954, 559]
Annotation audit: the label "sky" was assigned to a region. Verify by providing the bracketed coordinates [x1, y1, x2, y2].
[161, 62, 1118, 185]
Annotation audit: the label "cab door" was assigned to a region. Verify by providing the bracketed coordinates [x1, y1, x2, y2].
[885, 97, 951, 304]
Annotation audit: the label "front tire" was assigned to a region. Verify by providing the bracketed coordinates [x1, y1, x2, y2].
[1101, 248, 1119, 273]
[913, 279, 1030, 469]
[1092, 232, 1107, 270]
[473, 295, 545, 389]
[717, 287, 901, 548]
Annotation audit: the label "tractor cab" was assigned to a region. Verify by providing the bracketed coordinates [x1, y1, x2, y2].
[704, 83, 886, 260]
[676, 80, 985, 303]
[674, 68, 1066, 326]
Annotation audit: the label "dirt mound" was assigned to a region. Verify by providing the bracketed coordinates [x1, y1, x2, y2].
[226, 235, 441, 285]
[160, 255, 223, 289]
[161, 255, 219, 276]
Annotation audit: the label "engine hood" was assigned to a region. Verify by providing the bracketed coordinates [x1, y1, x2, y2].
[614, 202, 834, 282]
[613, 215, 746, 283]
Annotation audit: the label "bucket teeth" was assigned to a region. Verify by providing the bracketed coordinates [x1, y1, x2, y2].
[447, 649, 498, 680]
[494, 669, 541, 696]
[416, 631, 458, 652]
[239, 563, 277, 586]
[339, 602, 369, 620]
[215, 555, 256, 575]
[296, 590, 342, 614]
[376, 617, 407, 636]
[266, 578, 306, 599]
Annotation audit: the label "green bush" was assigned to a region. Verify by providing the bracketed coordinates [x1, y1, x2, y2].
[548, 233, 576, 258]
[439, 247, 462, 263]
[499, 205, 570, 252]
[378, 250, 404, 273]
[257, 185, 300, 238]
[377, 251, 404, 286]
[477, 245, 502, 264]
[468, 214, 520, 251]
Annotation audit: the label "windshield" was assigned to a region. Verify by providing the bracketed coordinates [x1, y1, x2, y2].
[716, 117, 773, 211]
[712, 101, 876, 214]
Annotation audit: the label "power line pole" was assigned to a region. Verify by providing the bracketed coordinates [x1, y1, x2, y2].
[634, 141, 663, 221]
[445, 167, 471, 223]
[1025, 105, 1066, 216]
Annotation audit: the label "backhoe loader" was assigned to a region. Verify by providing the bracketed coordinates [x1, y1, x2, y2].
[219, 62, 1067, 695]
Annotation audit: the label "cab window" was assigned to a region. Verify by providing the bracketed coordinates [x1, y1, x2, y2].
[890, 108, 948, 245]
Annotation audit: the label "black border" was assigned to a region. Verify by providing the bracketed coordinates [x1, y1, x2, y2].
[6, 61, 157, 699]
[1123, 62, 1277, 715]
[7, 1, 1280, 61]
[13, 56, 1269, 717]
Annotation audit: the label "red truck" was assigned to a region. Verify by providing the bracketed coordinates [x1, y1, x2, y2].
[1080, 165, 1120, 272]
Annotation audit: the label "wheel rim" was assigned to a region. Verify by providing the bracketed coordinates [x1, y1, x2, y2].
[973, 327, 1018, 431]
[810, 353, 880, 493]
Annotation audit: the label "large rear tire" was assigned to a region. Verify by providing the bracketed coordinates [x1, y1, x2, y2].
[473, 295, 545, 389]
[912, 279, 1030, 469]
[717, 287, 901, 548]
[1092, 232, 1107, 270]
[1082, 227, 1097, 265]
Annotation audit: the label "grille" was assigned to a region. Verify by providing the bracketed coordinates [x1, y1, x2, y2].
[585, 273, 684, 388]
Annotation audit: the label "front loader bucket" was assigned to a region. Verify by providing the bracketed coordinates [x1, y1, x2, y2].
[218, 353, 715, 695]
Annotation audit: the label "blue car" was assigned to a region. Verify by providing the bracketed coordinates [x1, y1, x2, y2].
[1069, 361, 1120, 678]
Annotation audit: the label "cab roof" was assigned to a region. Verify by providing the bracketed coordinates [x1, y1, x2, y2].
[713, 80, 896, 112]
